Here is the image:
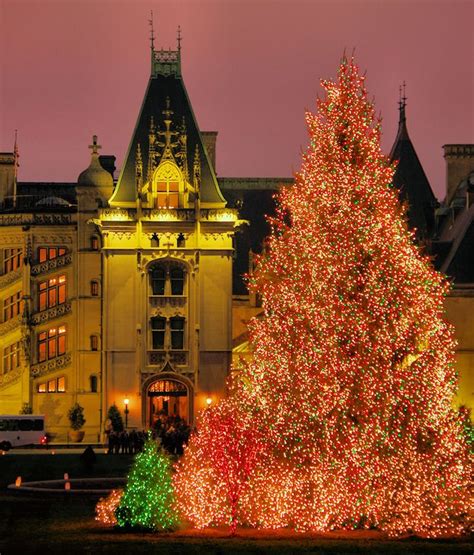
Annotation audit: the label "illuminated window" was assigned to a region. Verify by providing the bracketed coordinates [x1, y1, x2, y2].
[151, 317, 166, 349]
[57, 376, 66, 392]
[149, 263, 186, 296]
[153, 161, 183, 208]
[90, 236, 99, 250]
[90, 375, 98, 393]
[37, 246, 66, 263]
[38, 274, 66, 311]
[90, 335, 99, 351]
[3, 248, 23, 274]
[3, 291, 23, 321]
[38, 325, 66, 362]
[170, 317, 185, 350]
[2, 341, 21, 374]
[90, 280, 99, 296]
[37, 376, 65, 393]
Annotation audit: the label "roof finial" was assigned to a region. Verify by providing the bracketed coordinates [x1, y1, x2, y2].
[149, 10, 155, 52]
[398, 81, 407, 124]
[88, 135, 101, 156]
[177, 25, 182, 53]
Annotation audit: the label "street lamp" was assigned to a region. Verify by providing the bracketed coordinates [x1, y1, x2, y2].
[206, 397, 213, 407]
[124, 398, 129, 429]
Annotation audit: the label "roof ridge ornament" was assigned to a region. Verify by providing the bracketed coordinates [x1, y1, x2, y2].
[150, 24, 182, 77]
[398, 81, 407, 125]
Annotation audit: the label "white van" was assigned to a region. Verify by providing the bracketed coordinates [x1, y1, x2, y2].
[0, 415, 47, 450]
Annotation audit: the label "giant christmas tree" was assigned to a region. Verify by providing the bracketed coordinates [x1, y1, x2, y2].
[175, 57, 471, 536]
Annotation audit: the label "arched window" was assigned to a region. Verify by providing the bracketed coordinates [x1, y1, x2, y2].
[153, 161, 183, 208]
[90, 375, 98, 393]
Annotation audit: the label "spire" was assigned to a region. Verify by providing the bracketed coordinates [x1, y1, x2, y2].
[389, 86, 437, 241]
[147, 116, 157, 182]
[396, 81, 409, 140]
[136, 143, 143, 195]
[13, 129, 19, 207]
[177, 25, 182, 53]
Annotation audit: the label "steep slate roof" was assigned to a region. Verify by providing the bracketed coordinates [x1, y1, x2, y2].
[110, 48, 225, 207]
[389, 99, 437, 240]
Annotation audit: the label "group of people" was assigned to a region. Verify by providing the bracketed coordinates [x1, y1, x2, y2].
[106, 429, 148, 455]
[105, 413, 192, 456]
[153, 412, 192, 455]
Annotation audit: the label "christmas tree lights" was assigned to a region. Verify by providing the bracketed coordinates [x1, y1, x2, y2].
[115, 436, 178, 531]
[175, 56, 472, 537]
[95, 489, 123, 526]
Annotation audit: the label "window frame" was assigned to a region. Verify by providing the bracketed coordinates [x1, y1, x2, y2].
[3, 291, 23, 321]
[38, 274, 67, 311]
[38, 325, 67, 362]
[3, 248, 23, 274]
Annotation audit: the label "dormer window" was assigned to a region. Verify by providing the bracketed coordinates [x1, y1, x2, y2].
[152, 161, 184, 209]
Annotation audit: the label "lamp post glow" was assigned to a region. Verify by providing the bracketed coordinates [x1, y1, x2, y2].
[124, 398, 129, 429]
[206, 397, 212, 407]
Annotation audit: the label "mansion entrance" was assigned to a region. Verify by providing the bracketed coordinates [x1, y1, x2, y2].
[146, 377, 190, 428]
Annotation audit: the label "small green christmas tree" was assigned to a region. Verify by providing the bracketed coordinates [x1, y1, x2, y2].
[115, 436, 178, 531]
[107, 404, 124, 432]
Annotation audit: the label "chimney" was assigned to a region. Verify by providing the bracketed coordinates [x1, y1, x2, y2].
[0, 153, 16, 209]
[443, 144, 474, 205]
[201, 131, 218, 172]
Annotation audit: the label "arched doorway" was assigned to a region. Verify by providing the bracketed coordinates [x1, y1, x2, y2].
[143, 374, 193, 428]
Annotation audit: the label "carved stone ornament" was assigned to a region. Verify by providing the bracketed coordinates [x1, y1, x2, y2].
[30, 352, 72, 378]
[0, 367, 22, 390]
[0, 315, 22, 337]
[30, 253, 72, 276]
[0, 268, 22, 289]
[30, 301, 72, 325]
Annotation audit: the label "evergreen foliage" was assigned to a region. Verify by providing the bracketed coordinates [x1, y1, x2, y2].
[174, 56, 472, 537]
[107, 404, 124, 432]
[68, 403, 86, 430]
[116, 436, 178, 531]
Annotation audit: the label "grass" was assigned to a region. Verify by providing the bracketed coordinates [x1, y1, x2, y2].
[0, 454, 472, 554]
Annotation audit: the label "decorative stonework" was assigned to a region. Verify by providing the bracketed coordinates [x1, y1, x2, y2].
[100, 208, 135, 221]
[0, 367, 22, 389]
[30, 352, 72, 378]
[30, 301, 72, 325]
[200, 208, 238, 222]
[0, 214, 72, 227]
[146, 209, 195, 222]
[149, 296, 186, 309]
[148, 350, 188, 367]
[30, 254, 72, 276]
[0, 315, 22, 337]
[0, 268, 22, 289]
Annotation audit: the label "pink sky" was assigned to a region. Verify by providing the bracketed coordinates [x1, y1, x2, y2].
[1, 0, 473, 200]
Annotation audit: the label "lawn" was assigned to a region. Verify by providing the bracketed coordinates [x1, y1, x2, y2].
[0, 453, 472, 554]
